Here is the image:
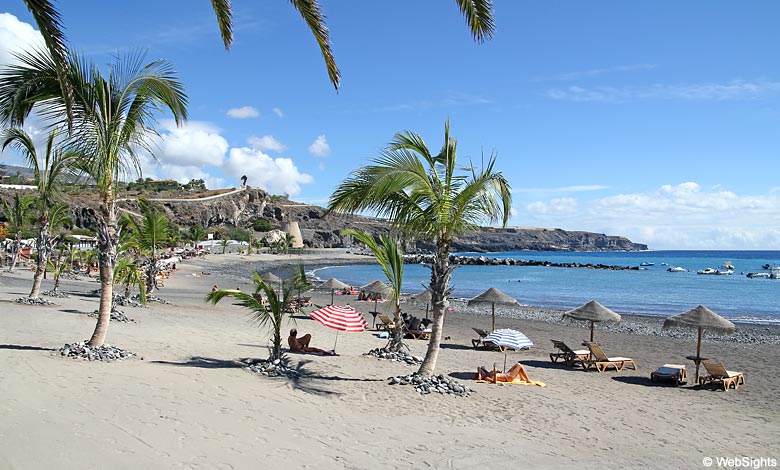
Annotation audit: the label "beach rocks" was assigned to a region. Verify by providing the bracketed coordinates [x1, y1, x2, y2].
[244, 357, 300, 379]
[59, 341, 136, 361]
[388, 373, 472, 397]
[14, 296, 54, 305]
[88, 309, 135, 323]
[365, 348, 422, 365]
[42, 290, 69, 298]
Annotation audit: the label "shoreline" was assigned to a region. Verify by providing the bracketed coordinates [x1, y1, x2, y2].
[198, 250, 780, 345]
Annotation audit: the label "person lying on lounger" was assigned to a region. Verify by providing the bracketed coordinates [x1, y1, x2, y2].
[288, 329, 336, 355]
[476, 362, 531, 382]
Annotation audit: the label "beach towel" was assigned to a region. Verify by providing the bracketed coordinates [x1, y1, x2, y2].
[475, 379, 546, 387]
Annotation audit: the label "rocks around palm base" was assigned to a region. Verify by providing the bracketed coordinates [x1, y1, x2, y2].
[244, 357, 300, 379]
[42, 290, 69, 298]
[88, 309, 135, 323]
[15, 296, 54, 305]
[388, 373, 472, 397]
[365, 348, 422, 365]
[59, 341, 137, 362]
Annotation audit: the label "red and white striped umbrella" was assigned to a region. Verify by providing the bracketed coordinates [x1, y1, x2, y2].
[309, 305, 368, 352]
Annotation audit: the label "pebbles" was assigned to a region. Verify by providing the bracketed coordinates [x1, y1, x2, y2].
[59, 341, 136, 362]
[87, 309, 135, 323]
[244, 357, 300, 379]
[41, 290, 69, 298]
[365, 348, 422, 365]
[388, 373, 472, 397]
[14, 296, 54, 306]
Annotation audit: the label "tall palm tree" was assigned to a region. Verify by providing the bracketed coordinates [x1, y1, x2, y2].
[328, 121, 512, 375]
[206, 267, 309, 361]
[0, 49, 188, 346]
[343, 229, 406, 352]
[1, 128, 77, 298]
[19, 0, 495, 95]
[120, 199, 170, 296]
[2, 193, 34, 272]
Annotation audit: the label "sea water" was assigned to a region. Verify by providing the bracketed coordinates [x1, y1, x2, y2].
[311, 250, 780, 325]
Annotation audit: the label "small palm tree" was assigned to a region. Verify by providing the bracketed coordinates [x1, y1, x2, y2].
[114, 256, 147, 304]
[220, 239, 229, 254]
[212, 226, 228, 240]
[1, 128, 77, 298]
[2, 193, 34, 272]
[328, 120, 512, 375]
[206, 267, 309, 361]
[120, 199, 171, 296]
[187, 224, 207, 245]
[343, 229, 406, 352]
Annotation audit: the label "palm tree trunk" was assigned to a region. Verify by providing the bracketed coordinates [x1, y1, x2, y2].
[29, 221, 51, 298]
[387, 300, 405, 352]
[417, 242, 453, 376]
[88, 203, 117, 347]
[272, 330, 281, 361]
[51, 242, 65, 293]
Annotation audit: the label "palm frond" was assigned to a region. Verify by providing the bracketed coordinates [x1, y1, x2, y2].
[289, 0, 340, 91]
[210, 0, 234, 49]
[454, 0, 496, 43]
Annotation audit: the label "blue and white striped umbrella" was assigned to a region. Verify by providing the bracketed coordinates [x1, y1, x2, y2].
[484, 329, 534, 350]
[483, 329, 533, 375]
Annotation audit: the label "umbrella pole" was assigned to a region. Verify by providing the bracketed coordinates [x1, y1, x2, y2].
[333, 330, 339, 353]
[503, 351, 508, 374]
[695, 326, 702, 383]
[492, 303, 496, 331]
[330, 290, 334, 306]
[590, 321, 594, 342]
[425, 303, 429, 320]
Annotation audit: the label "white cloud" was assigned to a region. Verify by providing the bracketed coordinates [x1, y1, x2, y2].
[513, 184, 608, 194]
[534, 64, 657, 82]
[248, 135, 287, 153]
[223, 147, 313, 196]
[545, 80, 780, 103]
[518, 182, 780, 249]
[153, 120, 229, 167]
[0, 13, 44, 68]
[272, 107, 284, 118]
[226, 106, 259, 119]
[308, 135, 331, 157]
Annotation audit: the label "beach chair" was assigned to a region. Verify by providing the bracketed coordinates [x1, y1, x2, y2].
[470, 328, 501, 350]
[377, 314, 396, 332]
[549, 340, 590, 367]
[583, 342, 638, 372]
[404, 328, 431, 340]
[699, 361, 745, 391]
[650, 364, 687, 385]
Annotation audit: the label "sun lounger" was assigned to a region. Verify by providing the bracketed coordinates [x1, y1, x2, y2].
[650, 364, 687, 385]
[377, 314, 396, 332]
[470, 328, 501, 350]
[549, 340, 590, 367]
[583, 342, 638, 372]
[404, 328, 432, 340]
[699, 361, 745, 391]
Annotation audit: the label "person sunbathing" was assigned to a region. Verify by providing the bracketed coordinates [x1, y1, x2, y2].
[476, 362, 531, 383]
[288, 329, 336, 355]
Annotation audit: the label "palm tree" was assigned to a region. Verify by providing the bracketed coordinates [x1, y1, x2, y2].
[1, 128, 77, 298]
[120, 199, 170, 296]
[2, 193, 34, 272]
[113, 256, 147, 304]
[206, 267, 309, 361]
[19, 0, 495, 96]
[212, 226, 227, 240]
[343, 229, 406, 352]
[0, 49, 188, 347]
[328, 121, 512, 375]
[220, 238, 229, 254]
[186, 224, 207, 246]
[41, 203, 71, 294]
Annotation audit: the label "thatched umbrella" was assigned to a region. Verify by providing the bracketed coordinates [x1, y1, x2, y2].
[260, 271, 283, 294]
[361, 280, 391, 316]
[663, 305, 736, 383]
[468, 287, 519, 332]
[317, 277, 350, 306]
[411, 289, 433, 319]
[563, 300, 621, 342]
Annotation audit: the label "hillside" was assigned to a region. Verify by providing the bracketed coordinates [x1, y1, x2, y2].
[0, 186, 648, 252]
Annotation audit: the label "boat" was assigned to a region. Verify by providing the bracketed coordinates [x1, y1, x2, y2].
[771, 267, 780, 279]
[747, 272, 770, 279]
[697, 268, 718, 275]
[640, 262, 654, 267]
[667, 266, 688, 272]
[719, 261, 735, 270]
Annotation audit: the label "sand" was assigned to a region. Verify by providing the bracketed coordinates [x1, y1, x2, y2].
[0, 251, 778, 469]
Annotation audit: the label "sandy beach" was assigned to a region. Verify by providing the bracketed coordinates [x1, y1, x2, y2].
[1, 250, 778, 469]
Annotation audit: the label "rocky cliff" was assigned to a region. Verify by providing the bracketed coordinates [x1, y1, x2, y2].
[0, 187, 647, 251]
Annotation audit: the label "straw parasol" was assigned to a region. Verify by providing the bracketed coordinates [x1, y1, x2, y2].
[411, 289, 433, 319]
[663, 305, 736, 383]
[361, 280, 391, 315]
[259, 271, 283, 294]
[317, 278, 350, 306]
[562, 300, 621, 342]
[468, 287, 519, 332]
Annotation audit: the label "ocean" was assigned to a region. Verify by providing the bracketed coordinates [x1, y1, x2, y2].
[310, 250, 780, 325]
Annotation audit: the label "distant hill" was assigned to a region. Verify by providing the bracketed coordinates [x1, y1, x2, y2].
[0, 185, 648, 252]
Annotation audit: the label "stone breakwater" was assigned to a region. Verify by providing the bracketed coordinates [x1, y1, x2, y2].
[404, 253, 641, 271]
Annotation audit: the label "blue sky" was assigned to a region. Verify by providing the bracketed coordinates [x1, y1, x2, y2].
[2, 1, 780, 249]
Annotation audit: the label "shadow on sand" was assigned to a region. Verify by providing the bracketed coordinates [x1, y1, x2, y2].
[0, 343, 56, 352]
[150, 356, 245, 369]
